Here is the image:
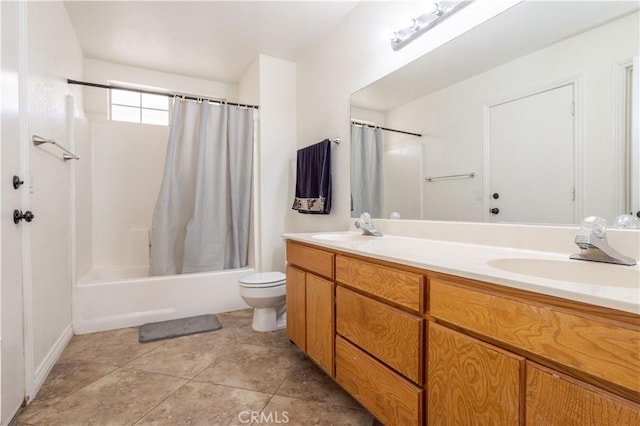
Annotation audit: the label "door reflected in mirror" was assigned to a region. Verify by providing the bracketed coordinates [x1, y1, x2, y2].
[350, 1, 639, 225]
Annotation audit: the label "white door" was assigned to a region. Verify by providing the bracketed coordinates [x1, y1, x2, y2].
[488, 84, 575, 224]
[1, 1, 26, 423]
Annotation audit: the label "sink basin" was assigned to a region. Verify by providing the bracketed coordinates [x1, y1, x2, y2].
[311, 232, 372, 242]
[487, 258, 640, 288]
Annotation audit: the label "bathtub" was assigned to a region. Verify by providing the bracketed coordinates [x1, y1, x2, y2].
[74, 265, 252, 334]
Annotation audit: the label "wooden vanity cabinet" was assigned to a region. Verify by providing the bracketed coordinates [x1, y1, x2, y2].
[305, 273, 334, 374]
[427, 322, 524, 425]
[335, 254, 426, 425]
[526, 362, 640, 425]
[285, 239, 640, 425]
[429, 275, 640, 426]
[285, 241, 335, 375]
[336, 336, 423, 426]
[285, 265, 306, 350]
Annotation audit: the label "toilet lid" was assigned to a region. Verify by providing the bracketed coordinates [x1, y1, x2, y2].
[239, 272, 286, 286]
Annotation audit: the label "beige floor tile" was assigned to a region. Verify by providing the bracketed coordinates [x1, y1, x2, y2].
[14, 309, 377, 426]
[126, 331, 230, 378]
[60, 327, 161, 366]
[18, 359, 118, 419]
[259, 395, 374, 426]
[9, 421, 35, 426]
[276, 358, 361, 410]
[219, 308, 253, 318]
[194, 343, 305, 393]
[20, 368, 187, 426]
[135, 381, 272, 426]
[211, 310, 293, 350]
[239, 328, 292, 350]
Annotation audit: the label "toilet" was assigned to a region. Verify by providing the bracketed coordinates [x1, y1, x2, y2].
[238, 272, 286, 332]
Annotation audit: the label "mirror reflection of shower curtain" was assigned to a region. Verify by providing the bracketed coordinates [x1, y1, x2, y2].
[150, 99, 254, 276]
[350, 124, 383, 218]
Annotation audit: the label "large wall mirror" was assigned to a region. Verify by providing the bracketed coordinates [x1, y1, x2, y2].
[350, 1, 639, 225]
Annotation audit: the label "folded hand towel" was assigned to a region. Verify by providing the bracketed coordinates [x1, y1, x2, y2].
[292, 139, 332, 214]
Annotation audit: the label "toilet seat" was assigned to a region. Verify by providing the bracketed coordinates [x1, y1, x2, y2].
[239, 272, 286, 288]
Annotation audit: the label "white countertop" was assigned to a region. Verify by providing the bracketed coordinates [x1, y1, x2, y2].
[283, 232, 640, 314]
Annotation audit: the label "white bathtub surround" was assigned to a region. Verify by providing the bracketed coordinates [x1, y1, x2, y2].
[74, 266, 251, 334]
[89, 121, 167, 270]
[285, 231, 640, 314]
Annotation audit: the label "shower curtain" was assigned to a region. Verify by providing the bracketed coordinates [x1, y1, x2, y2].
[350, 124, 383, 218]
[150, 99, 254, 276]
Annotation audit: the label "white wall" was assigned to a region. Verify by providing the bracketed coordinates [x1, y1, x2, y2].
[256, 55, 297, 272]
[294, 0, 521, 233]
[238, 58, 260, 270]
[350, 107, 385, 126]
[385, 12, 639, 223]
[83, 59, 238, 118]
[25, 0, 84, 393]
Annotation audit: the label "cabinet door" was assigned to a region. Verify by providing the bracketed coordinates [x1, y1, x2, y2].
[336, 336, 423, 426]
[286, 265, 306, 350]
[526, 363, 640, 425]
[427, 323, 523, 425]
[306, 274, 335, 375]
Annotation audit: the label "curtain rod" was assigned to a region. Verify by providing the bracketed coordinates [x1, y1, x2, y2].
[67, 79, 259, 109]
[350, 120, 422, 137]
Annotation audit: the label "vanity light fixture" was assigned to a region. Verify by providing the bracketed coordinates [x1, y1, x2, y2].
[390, 0, 473, 51]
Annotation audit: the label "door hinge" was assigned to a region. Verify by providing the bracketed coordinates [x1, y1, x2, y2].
[570, 101, 575, 116]
[572, 187, 576, 201]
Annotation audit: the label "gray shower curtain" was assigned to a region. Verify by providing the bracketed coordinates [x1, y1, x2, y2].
[149, 99, 254, 276]
[350, 124, 383, 218]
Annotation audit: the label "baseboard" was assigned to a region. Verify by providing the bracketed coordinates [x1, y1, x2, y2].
[33, 324, 73, 396]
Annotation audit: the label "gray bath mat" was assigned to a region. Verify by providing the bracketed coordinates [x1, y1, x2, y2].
[139, 314, 223, 343]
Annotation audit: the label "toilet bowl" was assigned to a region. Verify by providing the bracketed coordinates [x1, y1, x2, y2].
[238, 272, 286, 332]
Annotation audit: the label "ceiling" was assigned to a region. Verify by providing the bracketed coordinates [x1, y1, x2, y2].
[351, 0, 640, 111]
[64, 1, 361, 83]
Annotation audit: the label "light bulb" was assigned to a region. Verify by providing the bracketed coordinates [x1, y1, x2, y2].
[421, 1, 441, 15]
[414, 13, 440, 27]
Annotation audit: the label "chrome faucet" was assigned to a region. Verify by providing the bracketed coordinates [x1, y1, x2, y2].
[355, 212, 383, 237]
[570, 216, 636, 266]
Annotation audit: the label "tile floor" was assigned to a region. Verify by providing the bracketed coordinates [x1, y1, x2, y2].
[13, 309, 379, 426]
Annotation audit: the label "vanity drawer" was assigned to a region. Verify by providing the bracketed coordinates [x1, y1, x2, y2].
[336, 286, 424, 384]
[430, 279, 640, 393]
[335, 336, 424, 426]
[286, 241, 334, 279]
[336, 255, 424, 313]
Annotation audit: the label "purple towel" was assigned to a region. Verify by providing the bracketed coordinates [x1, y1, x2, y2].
[292, 139, 332, 214]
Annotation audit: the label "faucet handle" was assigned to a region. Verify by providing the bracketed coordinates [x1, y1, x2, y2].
[580, 216, 607, 239]
[360, 212, 372, 224]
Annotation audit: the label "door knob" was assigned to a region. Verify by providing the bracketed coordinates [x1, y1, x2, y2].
[13, 209, 34, 224]
[490, 207, 500, 215]
[12, 175, 24, 190]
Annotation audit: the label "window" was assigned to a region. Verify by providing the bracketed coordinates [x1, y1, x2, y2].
[110, 88, 169, 125]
